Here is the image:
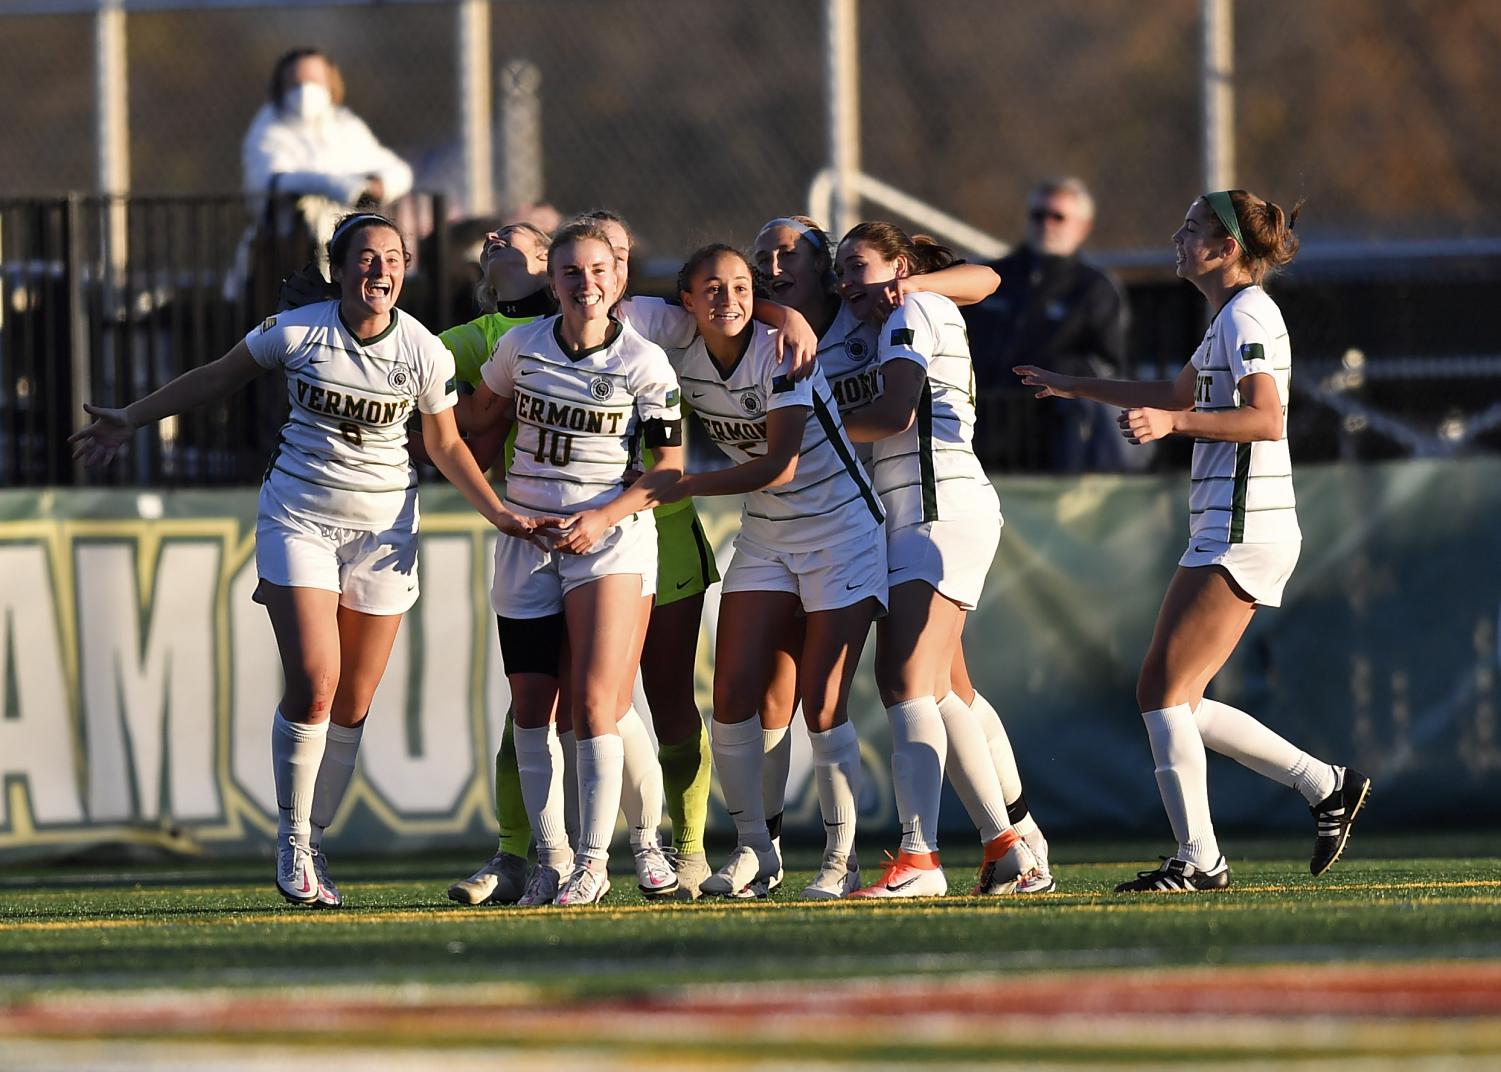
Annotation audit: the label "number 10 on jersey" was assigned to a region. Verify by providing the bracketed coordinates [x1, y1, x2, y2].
[533, 428, 573, 466]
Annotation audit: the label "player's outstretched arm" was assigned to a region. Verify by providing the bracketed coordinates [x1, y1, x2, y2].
[750, 300, 818, 380]
[1013, 360, 1194, 412]
[1123, 371, 1283, 446]
[70, 341, 264, 467]
[553, 444, 686, 557]
[419, 407, 556, 545]
[886, 262, 1000, 312]
[842, 359, 925, 443]
[674, 407, 805, 499]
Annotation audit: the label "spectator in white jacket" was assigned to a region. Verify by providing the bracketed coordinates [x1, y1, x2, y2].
[242, 48, 413, 268]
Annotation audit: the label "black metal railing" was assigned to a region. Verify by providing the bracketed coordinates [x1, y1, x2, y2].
[1, 192, 449, 487]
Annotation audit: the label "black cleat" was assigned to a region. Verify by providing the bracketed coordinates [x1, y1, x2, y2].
[1114, 855, 1231, 893]
[1310, 766, 1371, 876]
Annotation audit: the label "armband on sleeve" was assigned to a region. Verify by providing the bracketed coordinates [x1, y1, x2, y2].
[641, 418, 683, 448]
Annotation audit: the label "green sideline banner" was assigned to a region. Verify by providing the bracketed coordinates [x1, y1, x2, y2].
[2, 459, 1498, 863]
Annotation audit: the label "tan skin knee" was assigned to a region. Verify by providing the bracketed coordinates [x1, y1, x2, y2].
[280, 667, 339, 724]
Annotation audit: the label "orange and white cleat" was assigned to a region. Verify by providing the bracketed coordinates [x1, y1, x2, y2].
[849, 849, 948, 899]
[974, 829, 1039, 895]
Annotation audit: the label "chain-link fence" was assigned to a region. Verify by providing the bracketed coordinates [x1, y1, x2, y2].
[3, 0, 1500, 483]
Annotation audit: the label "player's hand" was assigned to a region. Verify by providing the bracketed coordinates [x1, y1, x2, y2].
[657, 473, 693, 505]
[1013, 365, 1078, 400]
[772, 308, 818, 381]
[872, 276, 919, 318]
[69, 404, 134, 467]
[493, 509, 566, 550]
[1120, 406, 1175, 444]
[277, 261, 336, 311]
[550, 508, 610, 555]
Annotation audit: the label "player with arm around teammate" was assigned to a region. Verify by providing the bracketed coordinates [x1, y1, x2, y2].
[753, 217, 1055, 892]
[663, 244, 886, 899]
[466, 221, 686, 907]
[835, 222, 1041, 898]
[72, 213, 549, 907]
[1016, 190, 1370, 891]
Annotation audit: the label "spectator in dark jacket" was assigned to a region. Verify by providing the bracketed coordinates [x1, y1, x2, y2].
[964, 177, 1129, 471]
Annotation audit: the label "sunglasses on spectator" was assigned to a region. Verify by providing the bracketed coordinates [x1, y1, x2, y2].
[1029, 208, 1069, 223]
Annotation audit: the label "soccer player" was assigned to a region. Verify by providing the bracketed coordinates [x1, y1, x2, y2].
[755, 217, 1054, 894]
[1016, 190, 1370, 891]
[665, 245, 885, 899]
[71, 213, 549, 907]
[466, 221, 686, 907]
[834, 222, 1041, 898]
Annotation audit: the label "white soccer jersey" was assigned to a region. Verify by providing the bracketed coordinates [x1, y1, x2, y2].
[871, 291, 999, 528]
[1187, 286, 1301, 545]
[672, 324, 883, 551]
[481, 315, 680, 515]
[817, 302, 883, 420]
[618, 295, 698, 350]
[245, 301, 456, 530]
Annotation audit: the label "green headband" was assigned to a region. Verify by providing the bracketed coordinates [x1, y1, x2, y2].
[1204, 191, 1246, 254]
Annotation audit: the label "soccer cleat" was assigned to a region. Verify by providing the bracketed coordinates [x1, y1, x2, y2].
[974, 830, 1038, 895]
[849, 850, 948, 899]
[554, 862, 611, 907]
[516, 863, 566, 906]
[1114, 855, 1231, 893]
[632, 842, 680, 898]
[447, 850, 529, 906]
[1310, 766, 1372, 876]
[1016, 831, 1057, 894]
[670, 850, 713, 901]
[275, 835, 318, 905]
[699, 845, 779, 899]
[311, 850, 342, 908]
[801, 850, 861, 900]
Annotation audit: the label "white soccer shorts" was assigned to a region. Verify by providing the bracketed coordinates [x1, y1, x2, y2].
[255, 487, 420, 615]
[720, 527, 887, 613]
[1179, 538, 1301, 607]
[490, 504, 658, 619]
[885, 515, 1001, 611]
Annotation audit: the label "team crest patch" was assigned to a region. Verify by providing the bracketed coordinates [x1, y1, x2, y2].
[259, 316, 277, 333]
[739, 391, 762, 415]
[846, 337, 868, 360]
[388, 365, 413, 393]
[666, 388, 680, 408]
[589, 376, 613, 401]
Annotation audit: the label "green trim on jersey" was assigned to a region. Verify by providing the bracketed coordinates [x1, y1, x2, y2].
[339, 307, 400, 347]
[916, 380, 938, 522]
[1229, 442, 1252, 543]
[811, 394, 884, 526]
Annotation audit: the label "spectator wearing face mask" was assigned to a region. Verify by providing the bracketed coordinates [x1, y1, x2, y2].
[242, 47, 414, 270]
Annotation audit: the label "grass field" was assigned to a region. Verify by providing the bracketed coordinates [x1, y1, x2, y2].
[3, 836, 1499, 1069]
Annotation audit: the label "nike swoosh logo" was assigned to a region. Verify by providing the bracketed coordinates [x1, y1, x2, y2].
[845, 581, 862, 590]
[299, 873, 312, 894]
[823, 820, 844, 828]
[886, 875, 922, 892]
[676, 578, 693, 589]
[690, 391, 706, 399]
[1193, 544, 1213, 553]
[520, 368, 543, 376]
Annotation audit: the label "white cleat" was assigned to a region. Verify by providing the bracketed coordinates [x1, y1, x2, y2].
[275, 835, 318, 905]
[516, 863, 567, 907]
[975, 833, 1038, 895]
[849, 850, 948, 899]
[448, 851, 528, 906]
[801, 850, 861, 900]
[311, 849, 342, 908]
[699, 845, 779, 899]
[767, 835, 784, 894]
[633, 842, 680, 899]
[554, 862, 611, 907]
[1016, 832, 1056, 894]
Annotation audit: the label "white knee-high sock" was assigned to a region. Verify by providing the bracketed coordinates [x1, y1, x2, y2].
[761, 723, 792, 831]
[807, 721, 861, 857]
[936, 693, 1012, 844]
[559, 727, 580, 852]
[272, 710, 327, 848]
[886, 697, 947, 855]
[617, 706, 664, 848]
[1194, 698, 1337, 804]
[967, 691, 1041, 839]
[711, 717, 773, 852]
[515, 724, 570, 870]
[1142, 705, 1219, 868]
[309, 720, 363, 853]
[575, 733, 624, 865]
